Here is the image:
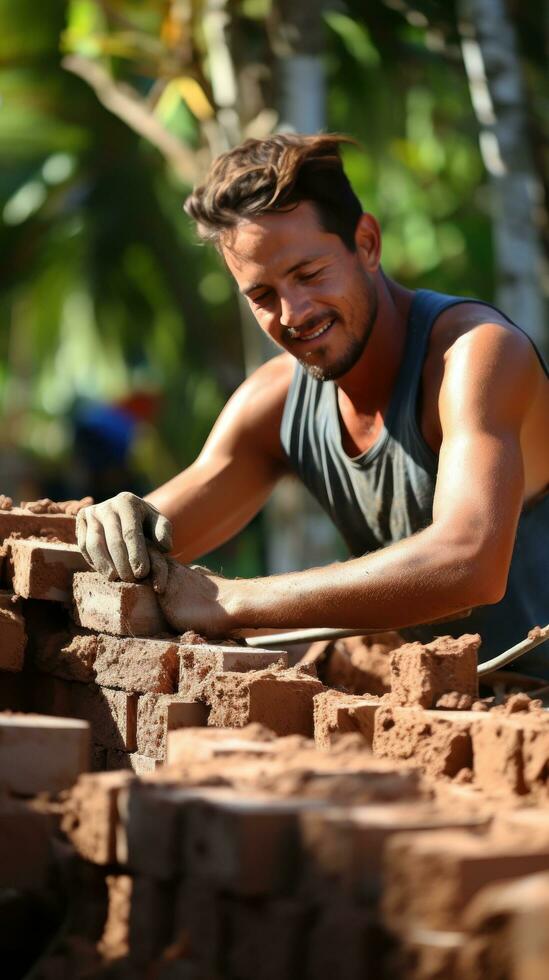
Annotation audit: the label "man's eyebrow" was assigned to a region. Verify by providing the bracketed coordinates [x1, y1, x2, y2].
[241, 257, 321, 296]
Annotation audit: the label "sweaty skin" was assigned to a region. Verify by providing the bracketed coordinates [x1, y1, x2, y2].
[78, 202, 549, 637]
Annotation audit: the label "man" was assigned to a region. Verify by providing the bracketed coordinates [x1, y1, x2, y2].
[77, 134, 549, 674]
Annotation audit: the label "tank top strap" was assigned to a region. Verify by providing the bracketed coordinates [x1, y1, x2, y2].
[387, 289, 462, 429]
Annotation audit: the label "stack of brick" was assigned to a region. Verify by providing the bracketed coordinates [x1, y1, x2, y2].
[53, 727, 431, 978]
[0, 710, 91, 976]
[313, 633, 549, 798]
[0, 508, 325, 773]
[2, 499, 549, 978]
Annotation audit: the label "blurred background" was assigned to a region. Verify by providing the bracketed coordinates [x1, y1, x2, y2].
[0, 0, 547, 577]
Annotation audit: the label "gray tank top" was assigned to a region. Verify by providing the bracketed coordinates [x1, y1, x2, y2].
[281, 288, 549, 675]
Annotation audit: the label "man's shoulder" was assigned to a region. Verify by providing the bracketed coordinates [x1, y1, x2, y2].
[228, 354, 295, 464]
[429, 298, 536, 363]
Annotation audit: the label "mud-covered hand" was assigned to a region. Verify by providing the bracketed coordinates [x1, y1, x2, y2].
[148, 550, 234, 638]
[76, 492, 173, 581]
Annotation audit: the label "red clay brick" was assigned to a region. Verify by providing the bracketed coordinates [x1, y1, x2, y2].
[62, 770, 135, 864]
[33, 628, 180, 694]
[69, 684, 138, 752]
[300, 802, 489, 900]
[0, 794, 53, 889]
[185, 792, 322, 895]
[390, 633, 480, 708]
[136, 694, 209, 761]
[313, 690, 383, 748]
[72, 571, 169, 637]
[0, 605, 26, 672]
[179, 643, 288, 699]
[105, 749, 160, 776]
[383, 829, 549, 932]
[0, 506, 76, 545]
[472, 713, 549, 800]
[373, 706, 490, 778]
[118, 782, 228, 879]
[0, 711, 90, 795]
[8, 537, 88, 602]
[207, 665, 325, 737]
[227, 898, 308, 980]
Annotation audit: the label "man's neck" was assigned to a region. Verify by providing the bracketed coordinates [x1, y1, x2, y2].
[336, 275, 414, 417]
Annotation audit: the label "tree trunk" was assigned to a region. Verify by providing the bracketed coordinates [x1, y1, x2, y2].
[263, 0, 344, 576]
[458, 0, 548, 355]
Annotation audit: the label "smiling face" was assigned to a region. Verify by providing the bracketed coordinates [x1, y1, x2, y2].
[222, 201, 381, 381]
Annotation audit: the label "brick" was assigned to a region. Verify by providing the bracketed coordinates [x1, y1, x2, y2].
[305, 902, 380, 980]
[383, 829, 549, 933]
[472, 713, 549, 799]
[508, 874, 549, 980]
[106, 749, 160, 776]
[117, 782, 228, 879]
[456, 872, 549, 980]
[0, 669, 27, 710]
[98, 872, 176, 965]
[179, 643, 288, 699]
[0, 794, 53, 888]
[227, 898, 308, 980]
[94, 634, 180, 693]
[62, 770, 135, 864]
[166, 725, 277, 759]
[185, 793, 323, 895]
[0, 506, 76, 545]
[299, 802, 489, 900]
[8, 537, 88, 602]
[91, 743, 107, 772]
[136, 694, 209, 761]
[321, 633, 399, 696]
[390, 633, 480, 708]
[72, 571, 169, 637]
[98, 874, 132, 959]
[0, 605, 26, 671]
[129, 876, 176, 964]
[0, 711, 90, 795]
[33, 627, 98, 683]
[27, 671, 74, 716]
[207, 665, 325, 736]
[373, 706, 490, 778]
[170, 877, 227, 974]
[313, 690, 382, 748]
[69, 684, 138, 751]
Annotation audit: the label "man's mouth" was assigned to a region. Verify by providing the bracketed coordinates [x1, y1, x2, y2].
[289, 318, 335, 343]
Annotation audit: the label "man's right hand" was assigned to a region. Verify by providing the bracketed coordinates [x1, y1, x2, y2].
[76, 492, 173, 582]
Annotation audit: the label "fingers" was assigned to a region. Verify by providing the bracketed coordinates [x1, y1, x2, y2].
[117, 497, 151, 579]
[76, 511, 93, 569]
[75, 492, 171, 582]
[145, 509, 173, 553]
[100, 509, 135, 582]
[148, 546, 169, 594]
[80, 512, 118, 581]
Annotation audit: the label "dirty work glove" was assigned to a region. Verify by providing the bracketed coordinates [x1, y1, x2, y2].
[76, 492, 172, 582]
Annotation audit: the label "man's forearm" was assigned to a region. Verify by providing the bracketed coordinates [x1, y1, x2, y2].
[224, 525, 503, 632]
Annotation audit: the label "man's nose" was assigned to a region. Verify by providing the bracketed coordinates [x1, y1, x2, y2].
[279, 290, 313, 328]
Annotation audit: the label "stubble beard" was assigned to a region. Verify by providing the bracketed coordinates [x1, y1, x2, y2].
[299, 281, 379, 382]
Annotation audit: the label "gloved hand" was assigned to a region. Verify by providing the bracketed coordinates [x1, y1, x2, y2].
[76, 492, 173, 581]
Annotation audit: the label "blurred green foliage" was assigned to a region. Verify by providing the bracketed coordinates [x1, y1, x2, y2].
[0, 0, 546, 572]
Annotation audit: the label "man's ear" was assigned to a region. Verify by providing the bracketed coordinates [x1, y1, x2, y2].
[354, 213, 381, 271]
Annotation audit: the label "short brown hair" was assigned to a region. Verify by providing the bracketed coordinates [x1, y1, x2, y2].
[184, 133, 363, 251]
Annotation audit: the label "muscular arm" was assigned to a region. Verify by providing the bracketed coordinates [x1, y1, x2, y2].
[146, 354, 293, 562]
[77, 355, 294, 580]
[206, 322, 539, 632]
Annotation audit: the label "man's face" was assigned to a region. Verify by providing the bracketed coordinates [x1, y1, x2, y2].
[222, 201, 379, 381]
